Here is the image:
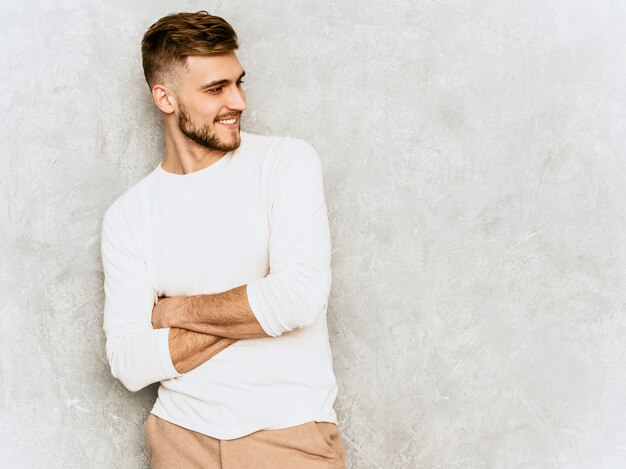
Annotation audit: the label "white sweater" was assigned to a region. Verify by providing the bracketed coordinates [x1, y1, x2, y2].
[100, 132, 339, 439]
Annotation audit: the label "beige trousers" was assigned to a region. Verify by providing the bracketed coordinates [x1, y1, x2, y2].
[144, 413, 347, 468]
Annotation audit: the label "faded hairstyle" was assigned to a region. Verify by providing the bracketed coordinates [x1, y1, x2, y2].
[141, 10, 239, 89]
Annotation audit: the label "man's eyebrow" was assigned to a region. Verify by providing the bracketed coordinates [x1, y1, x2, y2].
[199, 70, 246, 90]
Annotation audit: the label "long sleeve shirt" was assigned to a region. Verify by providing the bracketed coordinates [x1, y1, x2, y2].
[100, 132, 339, 439]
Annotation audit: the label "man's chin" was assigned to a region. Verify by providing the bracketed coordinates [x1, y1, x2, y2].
[187, 131, 241, 152]
[214, 137, 241, 153]
[221, 129, 242, 151]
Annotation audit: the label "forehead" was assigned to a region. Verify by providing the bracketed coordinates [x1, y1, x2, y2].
[181, 52, 243, 85]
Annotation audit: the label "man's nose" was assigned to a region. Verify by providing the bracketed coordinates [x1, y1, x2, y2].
[228, 86, 247, 112]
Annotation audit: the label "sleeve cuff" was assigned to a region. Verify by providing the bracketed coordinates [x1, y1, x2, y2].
[246, 282, 281, 337]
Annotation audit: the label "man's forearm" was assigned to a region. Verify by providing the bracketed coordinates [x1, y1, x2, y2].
[168, 327, 237, 373]
[181, 285, 269, 339]
[153, 285, 270, 339]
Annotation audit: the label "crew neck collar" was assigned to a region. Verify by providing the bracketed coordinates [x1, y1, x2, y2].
[157, 151, 232, 180]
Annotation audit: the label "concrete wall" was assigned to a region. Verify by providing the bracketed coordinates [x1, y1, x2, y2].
[2, 0, 625, 467]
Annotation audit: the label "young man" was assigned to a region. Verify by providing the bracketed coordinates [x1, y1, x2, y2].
[100, 10, 346, 468]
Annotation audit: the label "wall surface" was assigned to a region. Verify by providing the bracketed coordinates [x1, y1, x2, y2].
[2, 0, 626, 467]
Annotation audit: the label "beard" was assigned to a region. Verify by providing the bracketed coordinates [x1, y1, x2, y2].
[177, 100, 241, 152]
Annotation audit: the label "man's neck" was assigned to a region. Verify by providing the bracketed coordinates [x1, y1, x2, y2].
[161, 132, 227, 175]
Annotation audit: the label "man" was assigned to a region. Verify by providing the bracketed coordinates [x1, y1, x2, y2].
[100, 10, 346, 468]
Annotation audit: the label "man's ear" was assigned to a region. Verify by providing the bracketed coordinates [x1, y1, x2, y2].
[151, 85, 177, 114]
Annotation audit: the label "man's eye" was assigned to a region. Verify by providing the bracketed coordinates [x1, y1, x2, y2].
[208, 87, 222, 94]
[237, 80, 245, 87]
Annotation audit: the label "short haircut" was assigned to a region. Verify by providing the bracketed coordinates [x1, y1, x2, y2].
[141, 10, 239, 89]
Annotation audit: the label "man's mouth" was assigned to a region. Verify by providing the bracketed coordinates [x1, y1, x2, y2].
[215, 116, 239, 129]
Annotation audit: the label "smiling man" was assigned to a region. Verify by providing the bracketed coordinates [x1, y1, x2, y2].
[99, 10, 346, 469]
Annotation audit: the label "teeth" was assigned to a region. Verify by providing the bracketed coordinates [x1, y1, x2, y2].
[217, 118, 237, 125]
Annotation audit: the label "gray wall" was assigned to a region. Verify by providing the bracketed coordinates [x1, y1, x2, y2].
[2, 1, 625, 467]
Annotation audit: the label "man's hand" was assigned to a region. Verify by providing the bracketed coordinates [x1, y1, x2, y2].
[152, 295, 188, 329]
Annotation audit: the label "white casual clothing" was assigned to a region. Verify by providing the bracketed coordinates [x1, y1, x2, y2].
[100, 131, 338, 439]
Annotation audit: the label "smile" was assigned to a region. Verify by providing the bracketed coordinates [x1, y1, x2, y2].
[216, 117, 239, 128]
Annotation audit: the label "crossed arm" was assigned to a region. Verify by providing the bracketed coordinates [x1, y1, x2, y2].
[151, 285, 270, 373]
[102, 138, 331, 391]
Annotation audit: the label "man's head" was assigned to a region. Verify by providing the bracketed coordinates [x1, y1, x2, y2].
[141, 11, 246, 152]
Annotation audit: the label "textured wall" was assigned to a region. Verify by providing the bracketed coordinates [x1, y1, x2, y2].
[2, 0, 626, 467]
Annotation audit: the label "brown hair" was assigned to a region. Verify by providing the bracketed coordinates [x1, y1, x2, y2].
[141, 11, 239, 89]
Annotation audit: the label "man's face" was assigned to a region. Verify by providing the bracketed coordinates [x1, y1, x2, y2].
[173, 51, 247, 152]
